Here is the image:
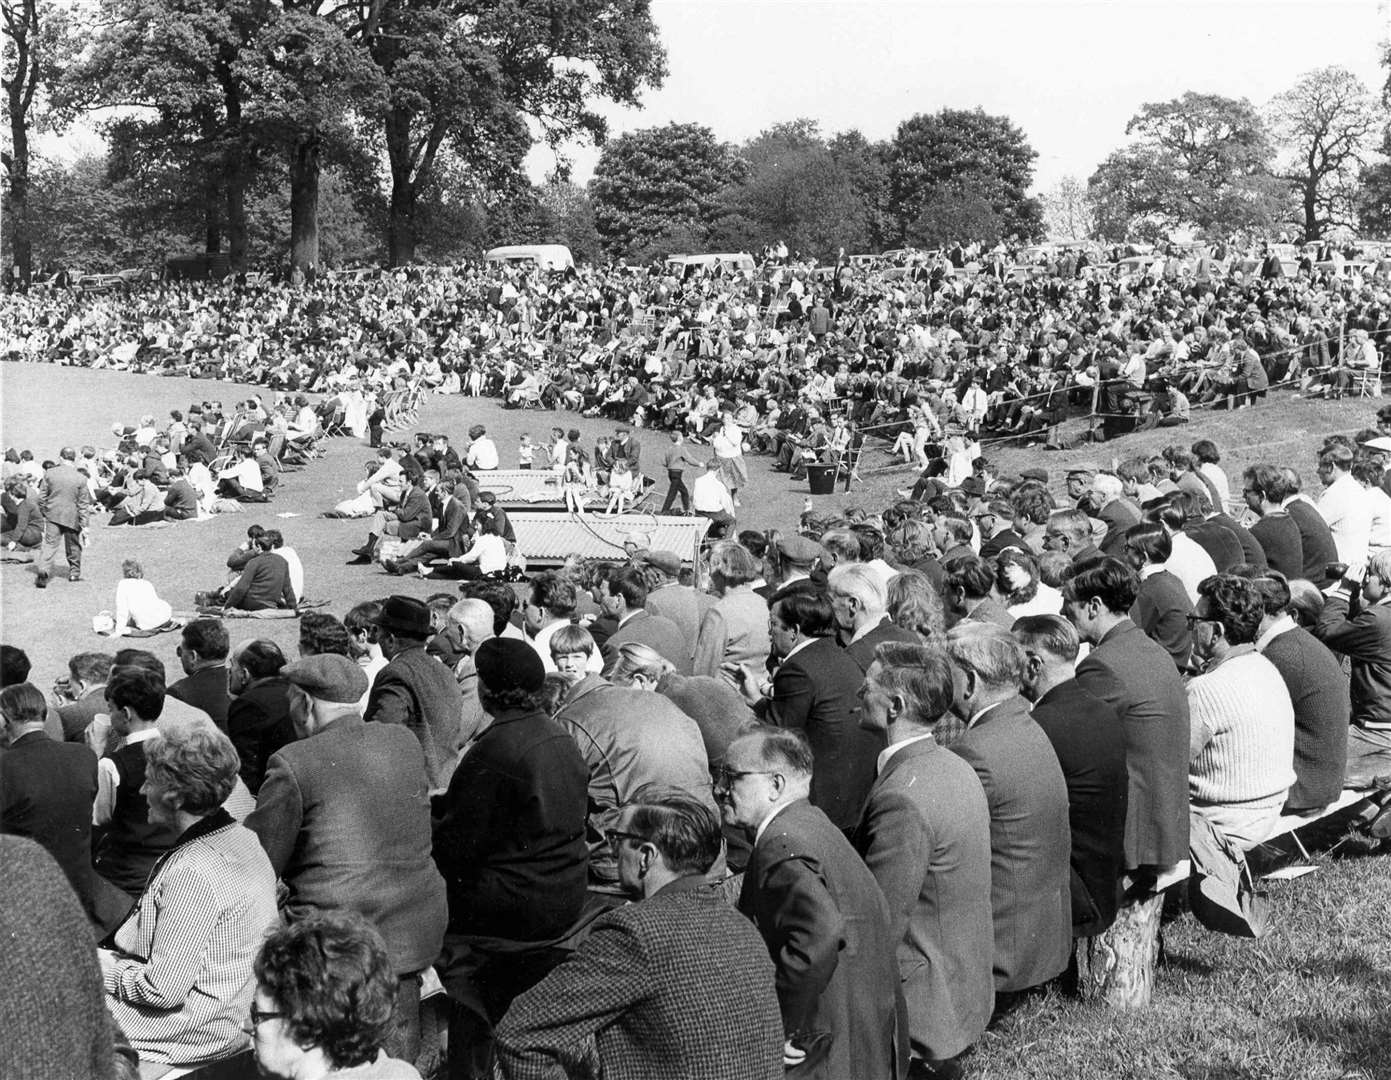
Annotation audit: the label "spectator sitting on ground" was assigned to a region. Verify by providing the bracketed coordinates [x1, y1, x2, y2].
[251, 914, 426, 1080]
[1186, 574, 1297, 850]
[100, 719, 279, 1070]
[107, 558, 174, 639]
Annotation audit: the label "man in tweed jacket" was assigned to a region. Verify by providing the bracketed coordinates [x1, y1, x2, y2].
[495, 789, 783, 1080]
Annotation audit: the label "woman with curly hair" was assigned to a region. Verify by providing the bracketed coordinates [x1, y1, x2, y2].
[251, 913, 421, 1078]
[886, 569, 946, 644]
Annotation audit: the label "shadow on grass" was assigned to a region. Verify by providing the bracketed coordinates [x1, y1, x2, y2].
[1290, 1012, 1391, 1080]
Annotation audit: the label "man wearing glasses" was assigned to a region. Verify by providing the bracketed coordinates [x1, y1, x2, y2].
[717, 726, 903, 1080]
[496, 789, 783, 1080]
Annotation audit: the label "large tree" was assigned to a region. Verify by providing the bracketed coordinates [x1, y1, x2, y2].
[1267, 66, 1381, 239]
[886, 108, 1043, 244]
[589, 122, 732, 258]
[344, 0, 665, 266]
[2, 0, 69, 284]
[712, 120, 874, 259]
[1089, 92, 1287, 238]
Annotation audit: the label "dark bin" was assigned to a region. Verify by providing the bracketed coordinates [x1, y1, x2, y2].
[806, 463, 837, 495]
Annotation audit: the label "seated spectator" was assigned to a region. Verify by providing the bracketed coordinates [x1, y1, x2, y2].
[107, 558, 174, 638]
[942, 554, 1015, 630]
[828, 562, 920, 671]
[1242, 569, 1350, 814]
[495, 789, 783, 1080]
[1313, 551, 1391, 786]
[1243, 463, 1305, 578]
[887, 567, 948, 643]
[694, 540, 770, 687]
[168, 618, 232, 729]
[222, 533, 297, 612]
[0, 682, 106, 923]
[247, 655, 447, 1063]
[1014, 615, 1129, 938]
[226, 639, 296, 794]
[251, 914, 425, 1080]
[944, 623, 1073, 1003]
[54, 651, 113, 743]
[854, 641, 995, 1073]
[1123, 522, 1194, 670]
[100, 719, 278, 1069]
[609, 641, 755, 767]
[1, 475, 42, 552]
[1187, 575, 1296, 850]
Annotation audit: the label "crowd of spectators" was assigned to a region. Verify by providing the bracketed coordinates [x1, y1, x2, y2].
[7, 241, 1391, 1079]
[7, 405, 1391, 1078]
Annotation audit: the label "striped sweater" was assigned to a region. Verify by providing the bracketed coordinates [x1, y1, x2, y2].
[1187, 646, 1296, 809]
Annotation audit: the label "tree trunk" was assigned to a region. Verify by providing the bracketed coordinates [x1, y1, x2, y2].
[388, 177, 417, 267]
[289, 131, 321, 275]
[203, 173, 223, 255]
[1074, 890, 1164, 1009]
[1303, 182, 1319, 241]
[6, 88, 32, 287]
[225, 160, 248, 271]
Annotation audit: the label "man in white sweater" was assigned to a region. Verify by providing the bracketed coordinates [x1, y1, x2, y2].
[1187, 574, 1296, 851]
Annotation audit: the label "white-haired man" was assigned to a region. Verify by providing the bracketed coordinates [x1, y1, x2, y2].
[827, 563, 919, 672]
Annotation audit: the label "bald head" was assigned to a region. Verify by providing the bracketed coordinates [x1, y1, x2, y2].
[447, 599, 496, 653]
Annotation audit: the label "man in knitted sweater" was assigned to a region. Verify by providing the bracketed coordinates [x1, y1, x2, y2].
[1187, 575, 1296, 851]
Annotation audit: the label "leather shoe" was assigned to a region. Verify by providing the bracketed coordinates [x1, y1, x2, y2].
[346, 554, 372, 566]
[382, 559, 401, 575]
[68, 570, 81, 582]
[35, 573, 49, 589]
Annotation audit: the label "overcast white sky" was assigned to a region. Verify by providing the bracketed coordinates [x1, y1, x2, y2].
[527, 0, 1391, 192]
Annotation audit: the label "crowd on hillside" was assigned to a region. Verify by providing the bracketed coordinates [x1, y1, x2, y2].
[5, 238, 1391, 467]
[8, 333, 1391, 1080]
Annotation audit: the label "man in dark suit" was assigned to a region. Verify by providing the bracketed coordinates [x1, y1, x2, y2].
[943, 623, 1072, 1003]
[720, 727, 905, 1080]
[0, 682, 103, 920]
[976, 499, 1029, 559]
[384, 475, 474, 576]
[432, 639, 590, 1080]
[246, 654, 447, 1062]
[226, 639, 296, 794]
[1123, 522, 1194, 670]
[366, 596, 466, 793]
[753, 590, 882, 830]
[1015, 615, 1129, 938]
[1282, 475, 1339, 582]
[598, 567, 691, 676]
[829, 563, 920, 671]
[167, 618, 231, 730]
[34, 446, 93, 587]
[1247, 571, 1349, 813]
[495, 790, 783, 1080]
[1064, 558, 1190, 874]
[854, 642, 994, 1078]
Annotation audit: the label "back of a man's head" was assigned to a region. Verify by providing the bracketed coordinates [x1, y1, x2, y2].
[1011, 614, 1081, 664]
[625, 786, 724, 877]
[946, 622, 1026, 692]
[68, 652, 114, 686]
[181, 618, 230, 663]
[0, 645, 32, 688]
[106, 666, 166, 721]
[870, 641, 954, 729]
[1061, 557, 1139, 615]
[530, 573, 578, 618]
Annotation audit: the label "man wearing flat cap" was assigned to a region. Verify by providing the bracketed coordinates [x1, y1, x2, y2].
[757, 534, 826, 605]
[432, 637, 590, 1080]
[246, 654, 447, 1062]
[365, 595, 465, 793]
[638, 549, 712, 666]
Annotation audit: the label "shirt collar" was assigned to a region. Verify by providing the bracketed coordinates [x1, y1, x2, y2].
[754, 799, 795, 847]
[1255, 614, 1296, 651]
[967, 700, 1005, 729]
[877, 732, 935, 775]
[849, 614, 887, 645]
[781, 637, 817, 663]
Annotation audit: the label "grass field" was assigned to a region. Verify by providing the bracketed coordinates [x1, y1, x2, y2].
[3, 361, 1390, 1079]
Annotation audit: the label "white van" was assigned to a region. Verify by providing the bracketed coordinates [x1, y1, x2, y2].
[484, 244, 575, 271]
[665, 252, 757, 275]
